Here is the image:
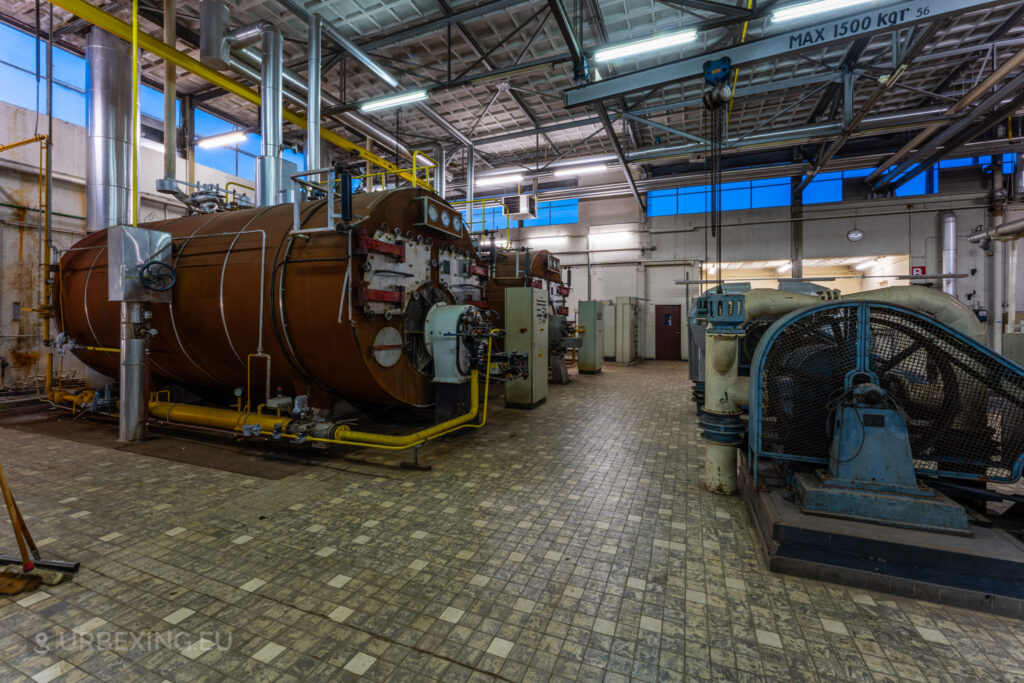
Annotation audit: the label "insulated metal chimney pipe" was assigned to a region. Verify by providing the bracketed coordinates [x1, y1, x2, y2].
[85, 28, 133, 232]
[306, 15, 322, 173]
[255, 23, 283, 206]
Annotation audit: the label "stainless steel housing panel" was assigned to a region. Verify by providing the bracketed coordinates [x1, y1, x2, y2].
[107, 226, 173, 302]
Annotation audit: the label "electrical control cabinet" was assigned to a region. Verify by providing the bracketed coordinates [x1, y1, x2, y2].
[615, 296, 643, 364]
[578, 301, 604, 374]
[602, 301, 616, 359]
[505, 287, 548, 409]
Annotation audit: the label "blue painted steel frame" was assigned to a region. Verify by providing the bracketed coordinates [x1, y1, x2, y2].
[748, 301, 1024, 485]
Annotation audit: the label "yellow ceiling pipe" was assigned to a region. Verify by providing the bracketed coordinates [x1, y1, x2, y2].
[49, 0, 424, 187]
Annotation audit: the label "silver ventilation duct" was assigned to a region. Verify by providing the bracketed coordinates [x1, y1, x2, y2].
[85, 28, 133, 232]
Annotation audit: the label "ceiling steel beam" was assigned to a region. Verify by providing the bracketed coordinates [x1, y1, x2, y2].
[656, 0, 753, 18]
[793, 19, 943, 194]
[358, 0, 530, 51]
[565, 0, 1001, 108]
[597, 104, 644, 210]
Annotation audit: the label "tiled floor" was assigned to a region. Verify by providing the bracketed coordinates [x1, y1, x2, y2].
[1, 361, 1024, 682]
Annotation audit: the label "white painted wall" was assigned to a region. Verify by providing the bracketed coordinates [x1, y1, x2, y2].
[0, 101, 251, 387]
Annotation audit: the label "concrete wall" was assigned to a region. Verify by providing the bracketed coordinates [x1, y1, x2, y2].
[0, 101, 249, 387]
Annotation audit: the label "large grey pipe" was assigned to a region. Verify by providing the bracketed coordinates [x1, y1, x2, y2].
[940, 210, 957, 297]
[255, 24, 282, 205]
[163, 0, 176, 181]
[119, 301, 147, 442]
[85, 28, 133, 232]
[233, 47, 413, 162]
[433, 143, 446, 198]
[306, 15, 322, 172]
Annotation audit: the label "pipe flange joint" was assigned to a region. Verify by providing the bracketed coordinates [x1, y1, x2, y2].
[699, 412, 744, 445]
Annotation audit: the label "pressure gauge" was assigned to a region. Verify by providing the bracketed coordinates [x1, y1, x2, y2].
[847, 228, 864, 242]
[441, 211, 451, 227]
[453, 215, 464, 232]
[428, 204, 439, 221]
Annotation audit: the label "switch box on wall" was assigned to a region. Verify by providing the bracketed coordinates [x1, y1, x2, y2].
[505, 287, 549, 409]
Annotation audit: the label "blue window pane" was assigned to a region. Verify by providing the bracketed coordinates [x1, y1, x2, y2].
[751, 182, 789, 208]
[139, 85, 166, 121]
[547, 199, 578, 225]
[680, 192, 708, 214]
[52, 84, 85, 127]
[0, 62, 43, 112]
[803, 177, 841, 204]
[0, 22, 42, 72]
[894, 172, 928, 197]
[196, 146, 236, 176]
[238, 132, 262, 156]
[721, 187, 750, 211]
[195, 109, 234, 138]
[283, 147, 305, 173]
[52, 47, 85, 90]
[236, 154, 255, 181]
[646, 193, 676, 217]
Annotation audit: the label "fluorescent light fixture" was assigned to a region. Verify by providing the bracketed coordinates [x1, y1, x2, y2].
[555, 164, 608, 177]
[706, 264, 718, 275]
[772, 0, 876, 23]
[197, 130, 247, 149]
[359, 89, 428, 112]
[594, 29, 698, 62]
[855, 259, 879, 271]
[476, 173, 524, 187]
[777, 262, 792, 274]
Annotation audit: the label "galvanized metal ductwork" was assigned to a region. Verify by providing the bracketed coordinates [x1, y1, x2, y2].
[200, 0, 287, 206]
[85, 28, 133, 232]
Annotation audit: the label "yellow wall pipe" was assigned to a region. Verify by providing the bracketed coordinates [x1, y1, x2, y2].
[48, 0, 425, 188]
[0, 135, 47, 153]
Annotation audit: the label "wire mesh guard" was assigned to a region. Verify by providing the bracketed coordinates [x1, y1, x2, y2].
[755, 302, 1024, 483]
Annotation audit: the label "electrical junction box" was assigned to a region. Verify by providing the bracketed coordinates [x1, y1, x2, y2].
[502, 194, 537, 220]
[504, 287, 548, 409]
[578, 301, 604, 374]
[106, 226, 173, 303]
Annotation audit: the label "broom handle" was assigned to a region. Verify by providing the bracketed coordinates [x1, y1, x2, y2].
[10, 498, 38, 559]
[0, 463, 32, 571]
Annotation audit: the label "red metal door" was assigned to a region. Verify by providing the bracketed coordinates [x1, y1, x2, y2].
[655, 304, 682, 360]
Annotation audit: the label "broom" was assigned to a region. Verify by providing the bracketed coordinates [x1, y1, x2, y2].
[0, 462, 78, 592]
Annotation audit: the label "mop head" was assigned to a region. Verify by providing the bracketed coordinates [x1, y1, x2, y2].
[0, 563, 73, 588]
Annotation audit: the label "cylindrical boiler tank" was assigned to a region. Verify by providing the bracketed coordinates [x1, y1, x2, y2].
[57, 188, 487, 407]
[483, 248, 567, 327]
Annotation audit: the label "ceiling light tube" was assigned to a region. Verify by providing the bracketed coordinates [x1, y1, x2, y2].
[594, 29, 698, 62]
[777, 262, 792, 274]
[197, 130, 247, 149]
[554, 164, 608, 177]
[359, 89, 429, 112]
[772, 0, 877, 23]
[476, 173, 524, 187]
[855, 259, 879, 271]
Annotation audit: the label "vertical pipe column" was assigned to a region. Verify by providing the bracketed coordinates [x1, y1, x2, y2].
[466, 147, 475, 205]
[119, 301, 147, 442]
[306, 15, 322, 175]
[790, 176, 803, 279]
[703, 332, 741, 494]
[256, 24, 283, 206]
[940, 210, 957, 297]
[162, 0, 176, 182]
[433, 143, 446, 198]
[85, 29, 133, 232]
[991, 158, 1005, 352]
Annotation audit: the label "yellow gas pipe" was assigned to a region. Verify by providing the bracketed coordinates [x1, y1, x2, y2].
[149, 336, 496, 452]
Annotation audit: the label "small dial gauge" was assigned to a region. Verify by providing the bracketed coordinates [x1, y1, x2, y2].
[847, 228, 864, 242]
[441, 211, 452, 227]
[453, 215, 464, 232]
[428, 204, 439, 221]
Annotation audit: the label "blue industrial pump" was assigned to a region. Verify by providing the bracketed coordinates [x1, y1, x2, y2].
[746, 300, 1024, 533]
